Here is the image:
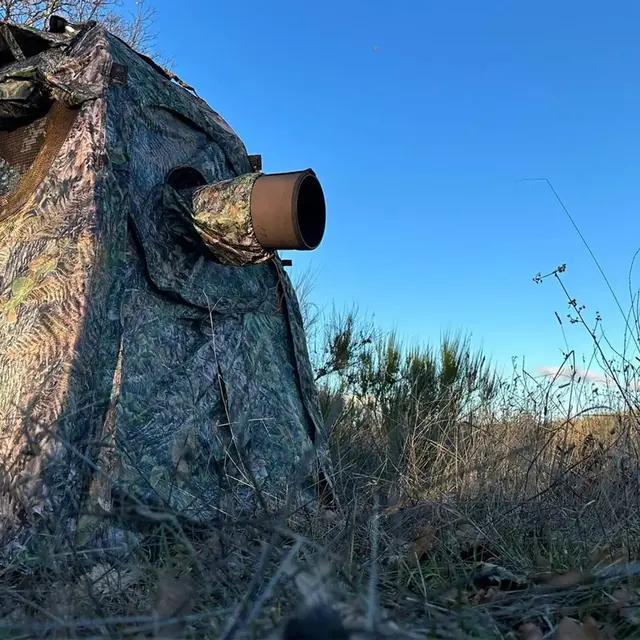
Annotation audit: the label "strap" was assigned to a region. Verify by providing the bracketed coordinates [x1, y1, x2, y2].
[0, 100, 78, 222]
[0, 24, 26, 63]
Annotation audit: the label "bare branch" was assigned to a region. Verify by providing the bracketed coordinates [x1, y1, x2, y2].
[0, 0, 160, 57]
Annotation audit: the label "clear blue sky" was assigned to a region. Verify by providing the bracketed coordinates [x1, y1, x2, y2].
[146, 0, 640, 378]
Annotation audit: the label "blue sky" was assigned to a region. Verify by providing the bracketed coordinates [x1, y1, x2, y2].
[146, 0, 640, 378]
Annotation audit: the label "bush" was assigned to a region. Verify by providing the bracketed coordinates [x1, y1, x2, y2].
[307, 307, 498, 506]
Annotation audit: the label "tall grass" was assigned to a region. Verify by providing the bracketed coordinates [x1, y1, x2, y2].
[2, 262, 640, 638]
[297, 264, 640, 562]
[307, 307, 497, 506]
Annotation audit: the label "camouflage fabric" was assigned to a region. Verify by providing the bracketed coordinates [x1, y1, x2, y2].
[0, 18, 334, 559]
[0, 156, 19, 195]
[189, 172, 275, 266]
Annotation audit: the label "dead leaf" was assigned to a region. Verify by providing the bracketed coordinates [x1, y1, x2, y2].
[609, 587, 639, 624]
[553, 616, 604, 640]
[151, 573, 196, 638]
[556, 617, 586, 639]
[408, 525, 436, 566]
[518, 623, 543, 640]
[153, 574, 195, 617]
[86, 563, 141, 597]
[551, 570, 591, 587]
[610, 588, 631, 607]
[534, 569, 590, 588]
[582, 616, 602, 640]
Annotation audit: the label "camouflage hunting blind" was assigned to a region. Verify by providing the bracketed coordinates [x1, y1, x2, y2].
[0, 16, 332, 557]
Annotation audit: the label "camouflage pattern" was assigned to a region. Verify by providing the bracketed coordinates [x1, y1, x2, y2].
[0, 156, 19, 195]
[189, 172, 274, 266]
[0, 18, 333, 558]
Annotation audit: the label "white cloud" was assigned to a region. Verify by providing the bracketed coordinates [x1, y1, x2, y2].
[536, 365, 609, 385]
[536, 365, 640, 392]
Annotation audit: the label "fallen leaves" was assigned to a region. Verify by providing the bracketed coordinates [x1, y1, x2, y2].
[457, 559, 640, 639]
[580, 617, 610, 640]
[519, 622, 544, 640]
[519, 616, 613, 640]
[408, 525, 437, 567]
[85, 562, 141, 597]
[366, 501, 640, 639]
[609, 587, 640, 625]
[531, 569, 592, 588]
[556, 617, 594, 640]
[149, 572, 196, 639]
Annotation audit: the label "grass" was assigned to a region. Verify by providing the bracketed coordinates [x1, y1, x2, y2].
[1, 268, 640, 638]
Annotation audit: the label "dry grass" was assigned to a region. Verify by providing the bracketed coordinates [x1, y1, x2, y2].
[1, 381, 639, 638]
[3, 270, 640, 637]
